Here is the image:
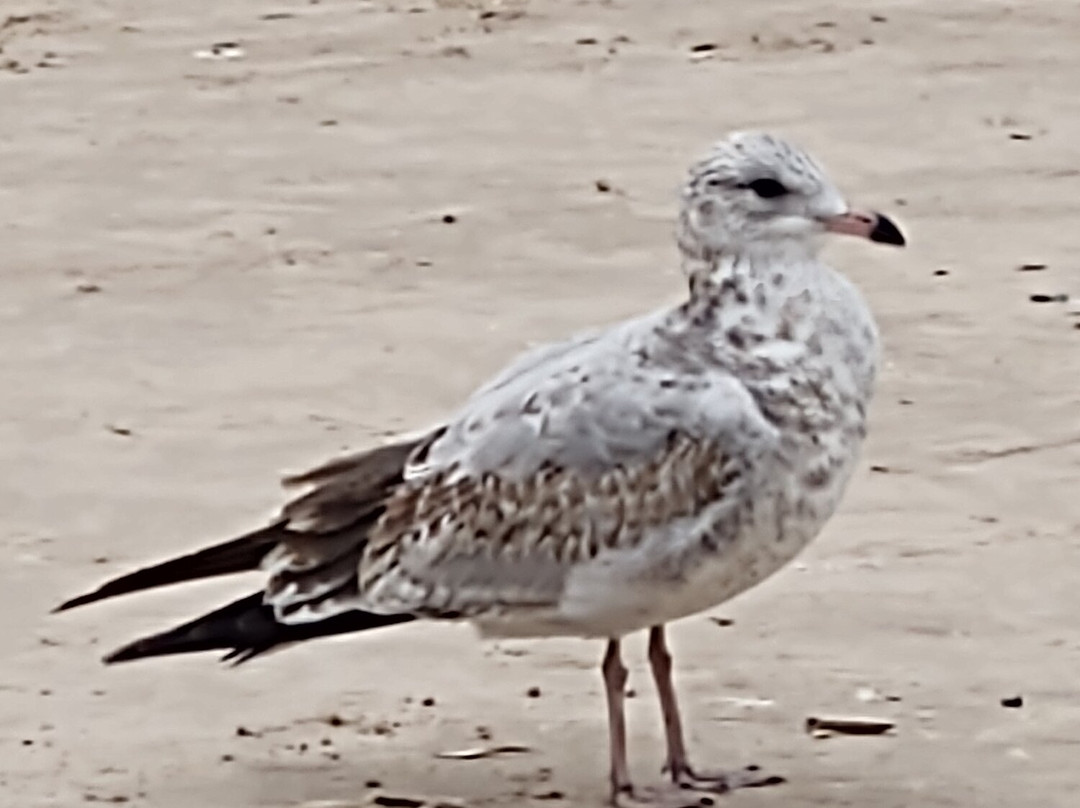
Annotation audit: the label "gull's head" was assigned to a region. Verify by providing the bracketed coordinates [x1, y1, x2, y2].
[678, 131, 905, 261]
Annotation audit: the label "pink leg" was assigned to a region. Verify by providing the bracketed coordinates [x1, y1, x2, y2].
[647, 625, 784, 792]
[647, 625, 690, 777]
[602, 639, 633, 802]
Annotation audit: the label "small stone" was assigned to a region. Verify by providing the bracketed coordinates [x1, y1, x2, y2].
[594, 179, 612, 193]
[441, 214, 456, 224]
[1017, 263, 1046, 272]
[1001, 695, 1023, 708]
[526, 686, 542, 698]
[421, 697, 436, 707]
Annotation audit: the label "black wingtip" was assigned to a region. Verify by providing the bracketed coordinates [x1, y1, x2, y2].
[102, 640, 149, 665]
[54, 589, 110, 614]
[51, 527, 282, 616]
[97, 591, 415, 666]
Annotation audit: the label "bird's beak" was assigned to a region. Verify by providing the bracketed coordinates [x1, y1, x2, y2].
[822, 210, 906, 247]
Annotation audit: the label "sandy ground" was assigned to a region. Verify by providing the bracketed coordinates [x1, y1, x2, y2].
[2, 0, 1079, 805]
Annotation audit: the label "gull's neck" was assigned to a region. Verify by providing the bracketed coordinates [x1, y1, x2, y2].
[681, 239, 823, 301]
[669, 236, 879, 440]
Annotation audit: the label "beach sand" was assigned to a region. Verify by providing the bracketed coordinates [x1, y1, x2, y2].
[1, 1, 1078, 805]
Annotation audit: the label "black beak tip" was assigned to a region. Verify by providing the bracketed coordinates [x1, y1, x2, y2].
[869, 213, 906, 247]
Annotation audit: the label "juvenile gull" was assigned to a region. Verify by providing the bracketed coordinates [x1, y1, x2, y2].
[56, 132, 905, 806]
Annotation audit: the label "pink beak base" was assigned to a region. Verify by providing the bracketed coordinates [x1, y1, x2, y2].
[823, 210, 906, 246]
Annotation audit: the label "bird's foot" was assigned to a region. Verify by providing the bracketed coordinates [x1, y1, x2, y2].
[611, 784, 722, 808]
[667, 762, 786, 794]
[609, 765, 782, 806]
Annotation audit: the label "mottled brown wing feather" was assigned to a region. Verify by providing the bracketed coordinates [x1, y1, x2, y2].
[353, 433, 746, 617]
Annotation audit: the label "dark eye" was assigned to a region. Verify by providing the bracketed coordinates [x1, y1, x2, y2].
[741, 178, 789, 199]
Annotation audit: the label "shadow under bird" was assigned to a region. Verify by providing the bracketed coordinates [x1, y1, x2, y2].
[56, 131, 905, 807]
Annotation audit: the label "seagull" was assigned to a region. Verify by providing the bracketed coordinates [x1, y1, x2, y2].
[56, 131, 905, 807]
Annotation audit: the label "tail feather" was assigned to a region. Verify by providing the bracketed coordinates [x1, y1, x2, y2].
[54, 526, 283, 613]
[104, 591, 413, 665]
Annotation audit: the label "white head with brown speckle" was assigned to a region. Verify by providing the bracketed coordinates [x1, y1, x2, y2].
[676, 132, 905, 266]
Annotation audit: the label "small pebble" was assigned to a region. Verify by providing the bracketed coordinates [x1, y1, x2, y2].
[526, 686, 542, 698]
[421, 697, 436, 707]
[1001, 695, 1023, 708]
[1017, 263, 1046, 272]
[441, 214, 456, 224]
[1029, 293, 1068, 303]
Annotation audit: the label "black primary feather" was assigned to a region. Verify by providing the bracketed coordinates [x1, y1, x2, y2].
[104, 592, 413, 665]
[53, 525, 284, 613]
